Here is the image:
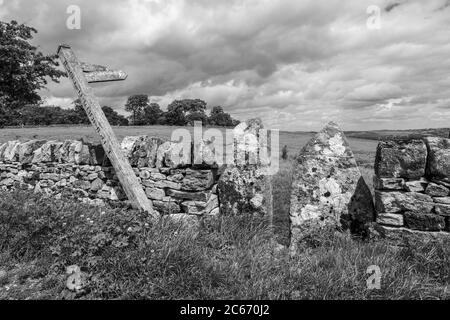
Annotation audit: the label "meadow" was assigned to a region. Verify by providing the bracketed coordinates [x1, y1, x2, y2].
[3, 125, 448, 300]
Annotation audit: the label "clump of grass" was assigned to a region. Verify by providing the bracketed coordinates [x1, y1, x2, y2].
[281, 145, 289, 160]
[0, 190, 449, 300]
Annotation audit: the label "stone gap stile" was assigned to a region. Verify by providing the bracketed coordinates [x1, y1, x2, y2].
[1, 119, 449, 247]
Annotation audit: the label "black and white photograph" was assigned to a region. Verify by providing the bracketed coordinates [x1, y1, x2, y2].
[0, 0, 449, 308]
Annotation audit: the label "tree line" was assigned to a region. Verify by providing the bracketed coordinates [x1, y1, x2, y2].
[124, 95, 240, 127]
[1, 96, 240, 127]
[0, 20, 239, 128]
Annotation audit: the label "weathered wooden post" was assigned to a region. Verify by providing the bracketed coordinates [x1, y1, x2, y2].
[57, 44, 158, 219]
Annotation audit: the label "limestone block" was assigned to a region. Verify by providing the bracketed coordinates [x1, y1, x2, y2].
[145, 187, 165, 201]
[90, 178, 104, 192]
[433, 197, 450, 205]
[167, 173, 184, 182]
[17, 140, 47, 163]
[181, 169, 215, 191]
[193, 137, 221, 167]
[0, 143, 7, 160]
[166, 189, 211, 202]
[72, 179, 91, 190]
[375, 191, 434, 214]
[32, 141, 63, 163]
[404, 212, 445, 231]
[121, 136, 165, 168]
[85, 173, 98, 181]
[153, 201, 181, 214]
[181, 194, 219, 215]
[156, 141, 191, 169]
[58, 140, 91, 164]
[40, 173, 60, 181]
[181, 201, 207, 215]
[150, 172, 166, 180]
[375, 225, 450, 246]
[376, 213, 404, 227]
[142, 179, 181, 190]
[373, 176, 405, 190]
[425, 182, 449, 197]
[404, 179, 428, 193]
[2, 141, 20, 162]
[434, 203, 450, 216]
[375, 139, 427, 179]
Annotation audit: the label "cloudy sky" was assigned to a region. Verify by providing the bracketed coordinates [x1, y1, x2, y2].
[1, 0, 450, 131]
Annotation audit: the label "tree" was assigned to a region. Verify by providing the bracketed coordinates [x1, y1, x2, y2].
[70, 99, 90, 124]
[208, 106, 240, 127]
[165, 104, 186, 126]
[125, 94, 148, 125]
[102, 106, 129, 126]
[0, 97, 13, 127]
[142, 103, 163, 125]
[186, 110, 208, 125]
[0, 21, 65, 113]
[166, 99, 207, 126]
[209, 106, 231, 126]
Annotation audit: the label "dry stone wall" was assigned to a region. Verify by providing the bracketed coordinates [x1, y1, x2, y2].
[0, 137, 220, 219]
[374, 137, 450, 244]
[0, 119, 275, 224]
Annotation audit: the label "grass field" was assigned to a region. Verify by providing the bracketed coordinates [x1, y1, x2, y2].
[1, 190, 449, 300]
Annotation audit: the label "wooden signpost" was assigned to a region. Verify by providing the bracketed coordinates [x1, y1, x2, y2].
[57, 44, 158, 219]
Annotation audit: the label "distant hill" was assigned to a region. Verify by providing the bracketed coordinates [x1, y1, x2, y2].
[344, 128, 450, 141]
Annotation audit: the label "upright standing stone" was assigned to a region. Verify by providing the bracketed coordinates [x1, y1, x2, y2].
[289, 122, 374, 248]
[218, 119, 273, 221]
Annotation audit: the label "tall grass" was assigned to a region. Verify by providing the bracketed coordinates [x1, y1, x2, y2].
[0, 190, 449, 300]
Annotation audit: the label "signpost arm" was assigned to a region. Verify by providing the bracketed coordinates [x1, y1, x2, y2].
[57, 44, 157, 219]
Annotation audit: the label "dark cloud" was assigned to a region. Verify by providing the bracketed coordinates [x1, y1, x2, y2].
[1, 0, 450, 130]
[385, 2, 402, 12]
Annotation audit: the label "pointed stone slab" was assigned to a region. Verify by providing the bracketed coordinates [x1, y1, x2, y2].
[218, 118, 273, 222]
[289, 122, 374, 248]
